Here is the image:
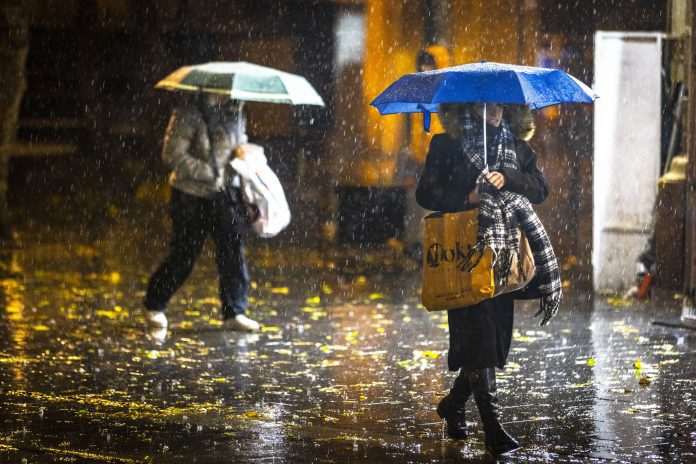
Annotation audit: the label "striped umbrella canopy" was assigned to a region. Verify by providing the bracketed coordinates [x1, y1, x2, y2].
[155, 61, 325, 106]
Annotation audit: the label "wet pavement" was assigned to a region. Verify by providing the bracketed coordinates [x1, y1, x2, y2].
[1, 204, 695, 463]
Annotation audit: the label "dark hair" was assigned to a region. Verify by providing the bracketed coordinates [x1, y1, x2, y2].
[417, 50, 436, 70]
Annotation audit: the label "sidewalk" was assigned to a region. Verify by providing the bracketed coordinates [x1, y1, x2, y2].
[0, 207, 694, 463]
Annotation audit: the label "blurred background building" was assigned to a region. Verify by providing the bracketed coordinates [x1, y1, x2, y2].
[1, 0, 670, 290]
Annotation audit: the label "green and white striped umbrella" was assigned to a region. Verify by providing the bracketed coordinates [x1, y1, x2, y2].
[155, 61, 325, 106]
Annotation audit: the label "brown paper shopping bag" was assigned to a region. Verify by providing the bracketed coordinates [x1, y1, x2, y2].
[421, 209, 535, 311]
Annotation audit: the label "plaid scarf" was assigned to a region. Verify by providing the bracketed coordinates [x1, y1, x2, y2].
[459, 109, 561, 326]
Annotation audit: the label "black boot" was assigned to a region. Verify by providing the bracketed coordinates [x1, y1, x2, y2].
[468, 368, 520, 456]
[436, 370, 471, 439]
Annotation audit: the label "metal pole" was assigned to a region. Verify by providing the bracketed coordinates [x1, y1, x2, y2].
[237, 100, 245, 142]
[483, 102, 487, 167]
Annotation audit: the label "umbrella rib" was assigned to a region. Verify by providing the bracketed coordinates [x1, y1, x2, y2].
[229, 89, 292, 101]
[429, 74, 452, 106]
[274, 78, 292, 103]
[513, 71, 539, 108]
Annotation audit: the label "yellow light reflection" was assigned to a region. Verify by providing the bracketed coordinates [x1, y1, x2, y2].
[1, 277, 29, 386]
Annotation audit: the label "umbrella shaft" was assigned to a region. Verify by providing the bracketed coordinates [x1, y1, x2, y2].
[483, 102, 487, 167]
[237, 100, 245, 141]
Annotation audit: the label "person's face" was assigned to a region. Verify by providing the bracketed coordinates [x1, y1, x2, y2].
[418, 64, 435, 72]
[472, 103, 504, 127]
[207, 94, 231, 107]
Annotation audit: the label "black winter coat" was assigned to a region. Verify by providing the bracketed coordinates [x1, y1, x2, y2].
[416, 131, 550, 371]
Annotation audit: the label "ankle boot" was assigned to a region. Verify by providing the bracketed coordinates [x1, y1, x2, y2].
[436, 370, 471, 439]
[468, 368, 520, 455]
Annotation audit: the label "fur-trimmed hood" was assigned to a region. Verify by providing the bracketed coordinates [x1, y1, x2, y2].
[439, 104, 535, 141]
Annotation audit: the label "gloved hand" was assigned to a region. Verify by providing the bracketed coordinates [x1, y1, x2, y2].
[215, 174, 225, 191]
[234, 143, 266, 162]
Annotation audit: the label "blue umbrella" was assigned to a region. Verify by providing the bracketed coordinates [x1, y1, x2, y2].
[370, 61, 597, 165]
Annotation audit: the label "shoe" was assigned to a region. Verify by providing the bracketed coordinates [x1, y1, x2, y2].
[225, 314, 260, 332]
[436, 371, 471, 439]
[468, 368, 520, 456]
[437, 394, 468, 439]
[144, 310, 168, 329]
[485, 425, 520, 456]
[148, 327, 168, 344]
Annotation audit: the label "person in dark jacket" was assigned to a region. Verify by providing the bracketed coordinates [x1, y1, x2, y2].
[416, 102, 559, 456]
[143, 93, 260, 333]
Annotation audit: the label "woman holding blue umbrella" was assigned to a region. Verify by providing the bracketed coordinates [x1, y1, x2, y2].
[415, 102, 553, 455]
[372, 61, 595, 456]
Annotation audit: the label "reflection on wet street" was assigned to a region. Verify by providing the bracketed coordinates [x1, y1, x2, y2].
[1, 218, 694, 463]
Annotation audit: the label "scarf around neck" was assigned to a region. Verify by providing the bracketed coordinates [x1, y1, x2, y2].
[459, 109, 562, 326]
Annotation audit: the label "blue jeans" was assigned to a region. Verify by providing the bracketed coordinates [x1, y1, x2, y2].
[145, 188, 249, 319]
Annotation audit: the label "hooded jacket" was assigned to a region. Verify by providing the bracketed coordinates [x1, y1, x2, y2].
[415, 104, 548, 212]
[162, 101, 247, 198]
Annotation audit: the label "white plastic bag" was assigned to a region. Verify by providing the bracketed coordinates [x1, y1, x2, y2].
[230, 145, 291, 238]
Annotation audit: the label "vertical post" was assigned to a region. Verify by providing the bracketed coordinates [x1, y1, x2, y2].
[683, 0, 696, 324]
[77, 0, 102, 155]
[0, 0, 29, 242]
[516, 0, 524, 64]
[430, 0, 451, 48]
[423, 0, 436, 46]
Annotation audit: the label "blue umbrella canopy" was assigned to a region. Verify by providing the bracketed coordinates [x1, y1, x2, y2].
[370, 61, 597, 116]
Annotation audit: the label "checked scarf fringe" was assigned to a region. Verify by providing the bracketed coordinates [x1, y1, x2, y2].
[459, 109, 562, 326]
